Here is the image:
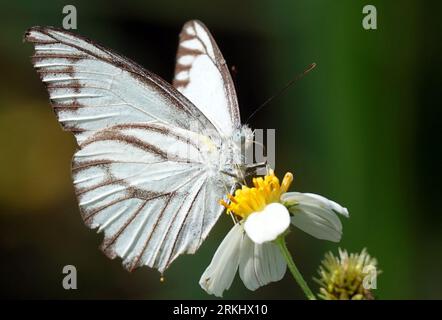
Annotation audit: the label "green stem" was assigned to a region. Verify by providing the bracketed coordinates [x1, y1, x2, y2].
[276, 236, 316, 300]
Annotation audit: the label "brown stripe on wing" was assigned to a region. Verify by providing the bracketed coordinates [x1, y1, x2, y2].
[23, 28, 56, 44]
[127, 192, 175, 271]
[51, 100, 82, 111]
[31, 53, 88, 62]
[46, 83, 83, 94]
[81, 195, 132, 224]
[80, 185, 163, 224]
[81, 130, 169, 160]
[76, 175, 123, 197]
[110, 123, 202, 152]
[163, 179, 205, 270]
[62, 125, 85, 133]
[72, 159, 117, 172]
[36, 66, 75, 76]
[100, 198, 151, 259]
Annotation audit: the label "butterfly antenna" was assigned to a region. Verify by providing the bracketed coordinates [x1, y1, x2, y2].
[251, 132, 266, 154]
[246, 63, 316, 124]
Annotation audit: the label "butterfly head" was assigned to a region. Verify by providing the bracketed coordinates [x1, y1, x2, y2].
[231, 125, 254, 154]
[241, 125, 254, 149]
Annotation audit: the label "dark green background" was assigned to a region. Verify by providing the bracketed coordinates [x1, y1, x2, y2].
[0, 0, 440, 299]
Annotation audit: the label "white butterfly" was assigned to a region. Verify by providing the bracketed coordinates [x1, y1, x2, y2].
[25, 20, 258, 273]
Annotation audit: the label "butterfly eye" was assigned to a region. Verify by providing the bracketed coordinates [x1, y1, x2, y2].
[240, 126, 253, 142]
[231, 130, 241, 142]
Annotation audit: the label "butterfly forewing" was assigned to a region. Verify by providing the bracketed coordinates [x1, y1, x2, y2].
[25, 26, 238, 273]
[26, 26, 217, 144]
[173, 20, 240, 136]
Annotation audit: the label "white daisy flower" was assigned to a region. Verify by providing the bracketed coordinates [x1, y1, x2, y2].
[199, 223, 286, 297]
[199, 170, 349, 297]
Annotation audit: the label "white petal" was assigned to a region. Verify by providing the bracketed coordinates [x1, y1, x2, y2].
[243, 203, 290, 244]
[281, 192, 348, 242]
[199, 223, 243, 297]
[290, 204, 342, 241]
[239, 234, 287, 291]
[282, 192, 349, 217]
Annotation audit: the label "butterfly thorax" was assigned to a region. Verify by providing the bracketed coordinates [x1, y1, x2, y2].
[216, 125, 253, 177]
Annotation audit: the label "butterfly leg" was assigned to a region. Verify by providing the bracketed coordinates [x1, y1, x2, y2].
[244, 161, 267, 177]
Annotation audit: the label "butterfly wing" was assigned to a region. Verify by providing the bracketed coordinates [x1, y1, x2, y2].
[73, 123, 231, 272]
[173, 20, 240, 136]
[25, 26, 235, 273]
[26, 26, 216, 144]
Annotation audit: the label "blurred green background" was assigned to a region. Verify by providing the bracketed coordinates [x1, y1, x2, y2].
[0, 0, 440, 299]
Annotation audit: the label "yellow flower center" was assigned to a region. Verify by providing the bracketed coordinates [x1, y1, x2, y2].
[219, 170, 293, 219]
